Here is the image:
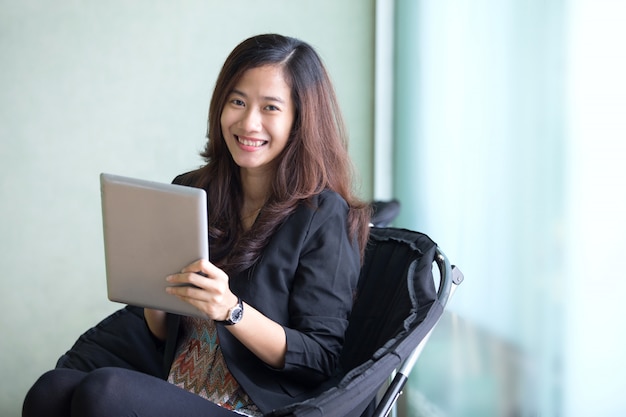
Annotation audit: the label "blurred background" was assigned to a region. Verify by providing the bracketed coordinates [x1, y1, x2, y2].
[1, 1, 624, 416]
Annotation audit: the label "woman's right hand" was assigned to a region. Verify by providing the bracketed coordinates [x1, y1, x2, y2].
[144, 308, 168, 341]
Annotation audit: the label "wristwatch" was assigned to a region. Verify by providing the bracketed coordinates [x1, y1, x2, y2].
[217, 297, 244, 326]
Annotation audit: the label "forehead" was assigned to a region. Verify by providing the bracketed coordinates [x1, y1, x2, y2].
[232, 65, 292, 98]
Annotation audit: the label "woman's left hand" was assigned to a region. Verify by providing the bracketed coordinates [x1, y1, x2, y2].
[166, 259, 287, 368]
[165, 259, 238, 321]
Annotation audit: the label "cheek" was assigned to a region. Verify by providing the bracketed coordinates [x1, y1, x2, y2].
[278, 115, 295, 139]
[271, 123, 291, 146]
[220, 111, 228, 132]
[220, 112, 236, 141]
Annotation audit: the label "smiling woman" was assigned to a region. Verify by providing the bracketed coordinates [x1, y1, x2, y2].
[1, 3, 376, 416]
[22, 33, 371, 417]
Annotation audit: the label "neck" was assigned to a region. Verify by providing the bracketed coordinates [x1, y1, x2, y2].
[240, 168, 271, 211]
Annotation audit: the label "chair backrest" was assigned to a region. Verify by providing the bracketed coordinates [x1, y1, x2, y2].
[370, 199, 401, 227]
[340, 227, 438, 371]
[268, 227, 446, 417]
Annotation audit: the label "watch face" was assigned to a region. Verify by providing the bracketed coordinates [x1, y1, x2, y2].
[230, 306, 243, 323]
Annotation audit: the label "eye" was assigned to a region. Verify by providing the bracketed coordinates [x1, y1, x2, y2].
[231, 98, 245, 107]
[265, 104, 280, 111]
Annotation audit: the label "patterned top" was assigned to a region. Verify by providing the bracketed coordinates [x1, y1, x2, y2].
[167, 317, 262, 416]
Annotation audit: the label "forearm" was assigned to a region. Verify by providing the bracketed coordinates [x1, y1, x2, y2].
[226, 302, 287, 369]
[144, 308, 168, 341]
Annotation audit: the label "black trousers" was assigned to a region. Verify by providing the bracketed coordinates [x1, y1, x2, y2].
[22, 367, 245, 417]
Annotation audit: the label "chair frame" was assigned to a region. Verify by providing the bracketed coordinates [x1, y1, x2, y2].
[373, 248, 464, 417]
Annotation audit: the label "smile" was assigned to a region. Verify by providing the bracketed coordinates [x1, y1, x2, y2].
[236, 136, 267, 147]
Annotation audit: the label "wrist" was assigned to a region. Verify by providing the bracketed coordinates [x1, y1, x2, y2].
[217, 297, 244, 326]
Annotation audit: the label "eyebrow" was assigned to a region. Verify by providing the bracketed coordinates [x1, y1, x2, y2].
[231, 89, 286, 104]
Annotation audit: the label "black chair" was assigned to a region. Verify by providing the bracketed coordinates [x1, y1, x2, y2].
[57, 226, 462, 417]
[370, 199, 401, 227]
[267, 227, 463, 417]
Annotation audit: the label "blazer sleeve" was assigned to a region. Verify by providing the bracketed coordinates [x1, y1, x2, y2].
[280, 191, 361, 382]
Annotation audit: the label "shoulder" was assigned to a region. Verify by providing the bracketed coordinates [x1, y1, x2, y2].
[282, 190, 350, 241]
[269, 190, 350, 242]
[171, 168, 206, 187]
[286, 190, 349, 230]
[306, 189, 349, 214]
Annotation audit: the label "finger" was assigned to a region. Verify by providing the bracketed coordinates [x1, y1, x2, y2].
[180, 258, 212, 275]
[166, 284, 209, 302]
[165, 285, 223, 319]
[166, 272, 212, 291]
[171, 293, 215, 318]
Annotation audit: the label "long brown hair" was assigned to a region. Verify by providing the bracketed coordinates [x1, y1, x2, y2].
[193, 34, 370, 274]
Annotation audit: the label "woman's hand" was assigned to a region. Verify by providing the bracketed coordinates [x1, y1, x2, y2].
[165, 259, 238, 322]
[166, 258, 288, 369]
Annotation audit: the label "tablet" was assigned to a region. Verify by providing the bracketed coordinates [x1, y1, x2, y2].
[100, 173, 209, 318]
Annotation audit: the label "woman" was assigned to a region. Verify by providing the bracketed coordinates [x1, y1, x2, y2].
[23, 33, 370, 417]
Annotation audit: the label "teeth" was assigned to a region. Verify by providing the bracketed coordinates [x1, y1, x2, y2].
[237, 136, 266, 147]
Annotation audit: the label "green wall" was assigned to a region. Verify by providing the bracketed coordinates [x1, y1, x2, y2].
[0, 2, 375, 415]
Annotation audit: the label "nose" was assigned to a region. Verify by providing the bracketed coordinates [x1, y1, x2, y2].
[240, 108, 262, 132]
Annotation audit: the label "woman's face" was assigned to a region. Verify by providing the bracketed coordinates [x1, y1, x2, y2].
[220, 65, 295, 176]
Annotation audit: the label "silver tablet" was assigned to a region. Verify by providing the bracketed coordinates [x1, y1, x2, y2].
[100, 173, 209, 318]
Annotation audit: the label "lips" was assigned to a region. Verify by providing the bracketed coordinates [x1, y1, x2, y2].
[236, 136, 267, 147]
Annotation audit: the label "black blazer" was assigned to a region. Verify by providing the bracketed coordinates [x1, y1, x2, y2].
[162, 172, 361, 413]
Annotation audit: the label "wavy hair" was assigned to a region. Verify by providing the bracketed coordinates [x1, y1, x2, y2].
[192, 34, 370, 274]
